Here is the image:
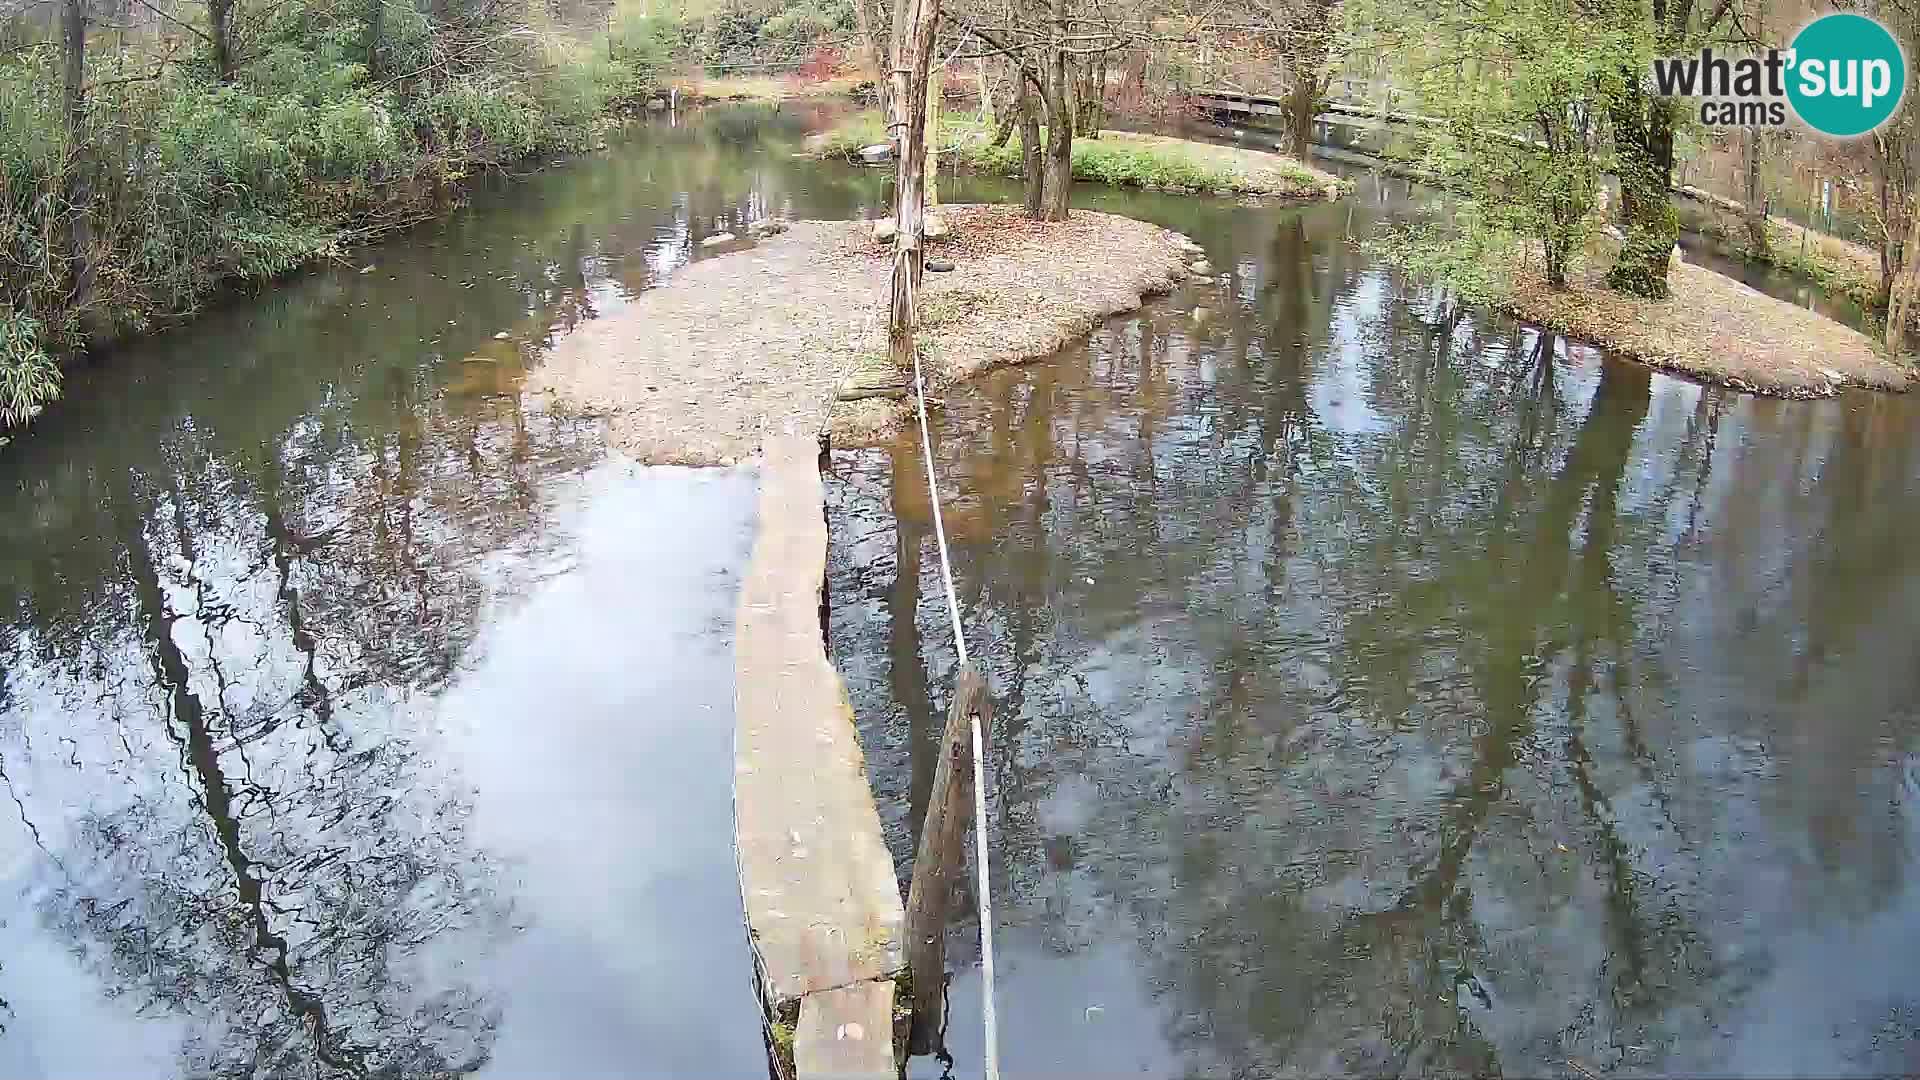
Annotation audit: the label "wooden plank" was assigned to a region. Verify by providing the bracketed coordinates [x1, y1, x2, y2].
[735, 433, 906, 1014]
[904, 662, 990, 1055]
[794, 981, 898, 1080]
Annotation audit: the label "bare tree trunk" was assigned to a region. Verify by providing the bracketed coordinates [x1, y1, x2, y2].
[1606, 84, 1679, 298]
[1284, 0, 1336, 160]
[1885, 196, 1920, 355]
[366, 0, 385, 81]
[1040, 3, 1072, 222]
[62, 0, 94, 329]
[1017, 71, 1043, 217]
[1742, 126, 1767, 256]
[976, 56, 992, 124]
[1074, 55, 1105, 138]
[990, 109, 1015, 148]
[851, 0, 891, 121]
[886, 0, 940, 374]
[904, 664, 990, 1057]
[1875, 130, 1911, 310]
[210, 0, 235, 81]
[927, 65, 941, 210]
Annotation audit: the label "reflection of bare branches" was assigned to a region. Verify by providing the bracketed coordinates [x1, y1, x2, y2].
[126, 512, 373, 1074]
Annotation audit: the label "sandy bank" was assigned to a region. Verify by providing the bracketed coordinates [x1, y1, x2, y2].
[533, 205, 1192, 463]
[1506, 258, 1915, 399]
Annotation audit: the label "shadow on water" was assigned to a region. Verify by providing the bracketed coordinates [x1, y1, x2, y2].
[0, 102, 900, 1077]
[828, 176, 1920, 1077]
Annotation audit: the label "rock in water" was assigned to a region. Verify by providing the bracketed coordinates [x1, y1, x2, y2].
[858, 143, 894, 165]
[871, 217, 898, 243]
[700, 232, 738, 248]
[1189, 258, 1215, 277]
[747, 219, 790, 239]
[646, 97, 667, 111]
[926, 258, 955, 272]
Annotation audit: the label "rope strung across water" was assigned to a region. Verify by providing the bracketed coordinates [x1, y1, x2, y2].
[908, 344, 1001, 1080]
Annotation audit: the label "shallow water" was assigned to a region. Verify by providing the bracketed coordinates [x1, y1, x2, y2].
[827, 178, 1920, 1077]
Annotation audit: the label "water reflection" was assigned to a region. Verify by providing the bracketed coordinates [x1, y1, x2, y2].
[829, 187, 1920, 1077]
[0, 104, 873, 1075]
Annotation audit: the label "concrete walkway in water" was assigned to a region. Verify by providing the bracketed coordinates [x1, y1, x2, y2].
[734, 433, 904, 1079]
[531, 208, 1199, 1076]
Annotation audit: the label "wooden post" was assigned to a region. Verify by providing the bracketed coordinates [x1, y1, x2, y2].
[887, 0, 941, 375]
[904, 661, 990, 1057]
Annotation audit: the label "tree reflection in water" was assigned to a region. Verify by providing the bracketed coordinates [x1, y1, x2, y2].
[829, 193, 1920, 1077]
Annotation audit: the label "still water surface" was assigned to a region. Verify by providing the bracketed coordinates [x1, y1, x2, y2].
[826, 152, 1920, 1078]
[1, 103, 1915, 1077]
[0, 104, 883, 1076]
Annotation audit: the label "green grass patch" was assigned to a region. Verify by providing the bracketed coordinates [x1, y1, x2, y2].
[815, 110, 1336, 198]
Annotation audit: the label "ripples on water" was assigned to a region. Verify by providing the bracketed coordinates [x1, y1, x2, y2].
[0, 103, 1915, 1078]
[828, 182, 1920, 1078]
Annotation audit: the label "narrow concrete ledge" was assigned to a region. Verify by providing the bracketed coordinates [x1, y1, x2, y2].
[793, 980, 897, 1080]
[734, 432, 904, 1079]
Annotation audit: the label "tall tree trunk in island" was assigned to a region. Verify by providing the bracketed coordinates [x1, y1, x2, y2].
[927, 65, 941, 210]
[852, 0, 891, 123]
[1287, 0, 1336, 160]
[1742, 126, 1767, 256]
[1017, 71, 1043, 217]
[1075, 56, 1104, 138]
[976, 57, 993, 124]
[1040, 2, 1073, 222]
[210, 0, 235, 81]
[1606, 82, 1679, 299]
[1884, 195, 1920, 355]
[886, 0, 940, 375]
[62, 0, 94, 329]
[366, 0, 385, 81]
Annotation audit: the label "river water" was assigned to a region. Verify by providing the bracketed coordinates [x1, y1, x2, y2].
[1, 104, 1916, 1077]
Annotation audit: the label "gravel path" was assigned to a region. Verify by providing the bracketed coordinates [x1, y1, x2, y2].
[535, 206, 1192, 464]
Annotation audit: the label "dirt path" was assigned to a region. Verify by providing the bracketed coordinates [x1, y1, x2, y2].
[534, 206, 1193, 464]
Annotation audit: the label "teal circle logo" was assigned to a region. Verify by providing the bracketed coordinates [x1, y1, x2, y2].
[1787, 13, 1907, 137]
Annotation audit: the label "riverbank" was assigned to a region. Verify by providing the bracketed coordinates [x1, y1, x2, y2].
[1507, 255, 1915, 398]
[533, 205, 1193, 462]
[0, 19, 668, 437]
[815, 111, 1347, 200]
[1676, 186, 1892, 316]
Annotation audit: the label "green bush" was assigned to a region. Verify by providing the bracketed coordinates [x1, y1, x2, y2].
[0, 311, 59, 427]
[1368, 213, 1521, 306]
[0, 0, 664, 440]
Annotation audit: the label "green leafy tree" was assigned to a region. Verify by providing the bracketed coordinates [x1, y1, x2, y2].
[1373, 0, 1635, 288]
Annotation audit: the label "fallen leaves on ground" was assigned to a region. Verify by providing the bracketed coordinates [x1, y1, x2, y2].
[1508, 257, 1916, 398]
